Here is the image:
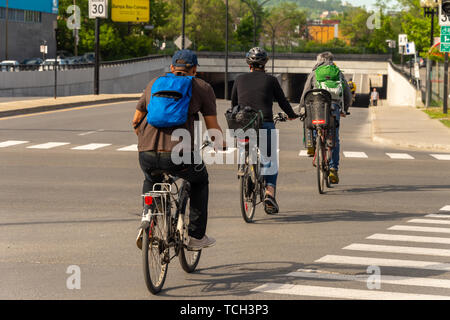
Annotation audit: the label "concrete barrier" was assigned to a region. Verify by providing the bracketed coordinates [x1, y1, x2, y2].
[387, 62, 417, 107]
[0, 56, 171, 97]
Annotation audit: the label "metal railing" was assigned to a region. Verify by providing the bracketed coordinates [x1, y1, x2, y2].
[0, 54, 169, 72]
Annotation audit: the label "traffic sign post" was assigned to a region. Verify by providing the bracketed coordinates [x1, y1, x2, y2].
[89, 0, 108, 95]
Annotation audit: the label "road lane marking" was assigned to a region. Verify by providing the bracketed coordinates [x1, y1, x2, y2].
[315, 255, 450, 271]
[388, 225, 450, 234]
[441, 205, 450, 212]
[367, 233, 450, 245]
[386, 153, 414, 160]
[425, 214, 450, 219]
[299, 150, 308, 156]
[0, 140, 29, 148]
[251, 283, 450, 300]
[117, 144, 138, 151]
[343, 151, 368, 158]
[344, 243, 450, 257]
[287, 269, 450, 289]
[27, 142, 70, 149]
[408, 218, 450, 225]
[71, 143, 111, 150]
[430, 154, 450, 160]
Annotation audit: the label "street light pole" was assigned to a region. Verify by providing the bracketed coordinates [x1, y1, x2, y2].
[225, 0, 229, 100]
[241, 0, 271, 47]
[421, 3, 438, 108]
[182, 0, 186, 49]
[5, 0, 8, 60]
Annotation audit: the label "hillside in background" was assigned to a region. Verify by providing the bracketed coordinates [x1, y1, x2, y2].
[261, 0, 353, 15]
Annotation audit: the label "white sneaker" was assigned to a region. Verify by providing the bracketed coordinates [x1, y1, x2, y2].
[187, 235, 216, 251]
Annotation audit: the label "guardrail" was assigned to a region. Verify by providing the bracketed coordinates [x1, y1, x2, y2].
[196, 51, 391, 61]
[389, 60, 421, 88]
[0, 54, 168, 72]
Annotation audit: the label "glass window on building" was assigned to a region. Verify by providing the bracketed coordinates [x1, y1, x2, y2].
[16, 9, 24, 22]
[8, 8, 16, 20]
[0, 7, 5, 19]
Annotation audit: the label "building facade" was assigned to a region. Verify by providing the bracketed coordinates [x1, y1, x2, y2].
[0, 0, 59, 62]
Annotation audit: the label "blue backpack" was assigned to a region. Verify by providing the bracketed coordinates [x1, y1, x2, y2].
[147, 73, 194, 128]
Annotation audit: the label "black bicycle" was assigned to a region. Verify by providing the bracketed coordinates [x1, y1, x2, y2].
[239, 112, 289, 223]
[140, 141, 211, 294]
[302, 89, 338, 194]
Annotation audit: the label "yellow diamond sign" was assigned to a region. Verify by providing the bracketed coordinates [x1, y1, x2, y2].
[112, 0, 150, 23]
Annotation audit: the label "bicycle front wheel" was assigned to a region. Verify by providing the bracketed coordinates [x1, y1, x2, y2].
[142, 212, 169, 294]
[240, 164, 257, 223]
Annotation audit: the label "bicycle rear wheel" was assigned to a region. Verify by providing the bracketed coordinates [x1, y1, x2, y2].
[240, 163, 257, 223]
[179, 198, 202, 273]
[316, 138, 326, 194]
[142, 211, 169, 294]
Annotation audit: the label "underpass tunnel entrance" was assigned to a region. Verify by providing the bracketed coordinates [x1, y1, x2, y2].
[196, 72, 309, 103]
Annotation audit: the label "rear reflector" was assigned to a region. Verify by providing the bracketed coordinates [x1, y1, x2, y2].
[238, 139, 249, 143]
[312, 119, 326, 124]
[144, 196, 153, 205]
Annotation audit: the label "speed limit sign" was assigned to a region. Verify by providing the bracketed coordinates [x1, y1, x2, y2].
[89, 0, 108, 19]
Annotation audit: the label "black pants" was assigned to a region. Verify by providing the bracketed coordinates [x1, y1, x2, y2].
[139, 151, 209, 240]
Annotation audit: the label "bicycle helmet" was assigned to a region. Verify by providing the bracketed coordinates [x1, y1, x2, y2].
[246, 47, 268, 69]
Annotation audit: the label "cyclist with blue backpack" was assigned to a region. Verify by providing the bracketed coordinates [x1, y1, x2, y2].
[299, 52, 352, 184]
[132, 50, 225, 251]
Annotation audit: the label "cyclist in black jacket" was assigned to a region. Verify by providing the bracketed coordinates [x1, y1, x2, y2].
[231, 47, 297, 215]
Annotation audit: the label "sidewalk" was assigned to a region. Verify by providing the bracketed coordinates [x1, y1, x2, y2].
[371, 103, 450, 152]
[0, 94, 141, 118]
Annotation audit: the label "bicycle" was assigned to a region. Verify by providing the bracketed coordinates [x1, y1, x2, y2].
[140, 141, 212, 294]
[302, 89, 338, 194]
[238, 112, 289, 223]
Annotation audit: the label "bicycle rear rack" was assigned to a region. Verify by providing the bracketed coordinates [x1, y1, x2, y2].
[141, 183, 172, 223]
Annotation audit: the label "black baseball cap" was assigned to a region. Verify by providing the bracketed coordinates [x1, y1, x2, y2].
[172, 49, 199, 67]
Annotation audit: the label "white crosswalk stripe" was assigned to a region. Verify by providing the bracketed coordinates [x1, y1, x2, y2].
[287, 269, 450, 289]
[252, 206, 450, 300]
[367, 233, 450, 245]
[0, 140, 29, 148]
[117, 144, 138, 152]
[71, 143, 111, 150]
[27, 142, 70, 149]
[343, 151, 368, 158]
[251, 283, 450, 300]
[408, 218, 450, 225]
[386, 153, 414, 159]
[430, 154, 450, 160]
[388, 225, 450, 234]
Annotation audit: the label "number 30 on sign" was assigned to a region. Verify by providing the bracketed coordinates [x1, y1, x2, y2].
[89, 0, 108, 19]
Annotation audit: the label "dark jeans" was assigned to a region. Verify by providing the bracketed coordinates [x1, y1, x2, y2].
[139, 151, 209, 240]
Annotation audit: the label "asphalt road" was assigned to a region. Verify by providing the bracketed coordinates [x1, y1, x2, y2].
[1, 100, 450, 300]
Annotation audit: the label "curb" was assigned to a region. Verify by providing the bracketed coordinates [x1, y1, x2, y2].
[0, 96, 140, 118]
[370, 107, 450, 152]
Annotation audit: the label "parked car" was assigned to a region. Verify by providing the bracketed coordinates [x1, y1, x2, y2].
[83, 52, 95, 63]
[406, 57, 425, 68]
[56, 50, 74, 59]
[21, 58, 44, 65]
[0, 60, 20, 71]
[66, 56, 87, 64]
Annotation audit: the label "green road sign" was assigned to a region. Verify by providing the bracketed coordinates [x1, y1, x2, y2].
[441, 43, 450, 52]
[441, 27, 450, 52]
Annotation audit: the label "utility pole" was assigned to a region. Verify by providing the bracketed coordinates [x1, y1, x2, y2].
[445, 52, 449, 114]
[225, 0, 229, 100]
[182, 0, 186, 49]
[94, 17, 100, 95]
[5, 0, 8, 60]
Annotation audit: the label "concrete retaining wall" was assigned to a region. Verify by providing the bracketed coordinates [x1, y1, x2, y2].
[0, 56, 171, 97]
[387, 63, 417, 107]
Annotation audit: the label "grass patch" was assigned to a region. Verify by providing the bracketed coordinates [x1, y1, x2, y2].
[422, 107, 450, 128]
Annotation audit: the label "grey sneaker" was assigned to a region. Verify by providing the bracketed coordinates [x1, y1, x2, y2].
[187, 235, 216, 251]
